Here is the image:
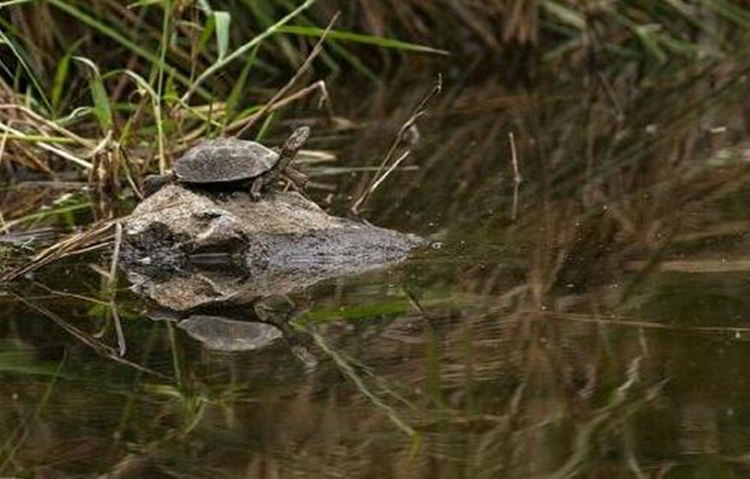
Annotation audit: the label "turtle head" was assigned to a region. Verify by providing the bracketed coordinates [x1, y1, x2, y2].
[280, 126, 310, 159]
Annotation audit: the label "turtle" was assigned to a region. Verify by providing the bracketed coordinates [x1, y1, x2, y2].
[143, 126, 310, 200]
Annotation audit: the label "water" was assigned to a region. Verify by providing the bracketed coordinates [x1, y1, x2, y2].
[1, 67, 749, 477]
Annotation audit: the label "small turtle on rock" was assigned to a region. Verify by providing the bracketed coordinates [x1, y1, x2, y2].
[143, 126, 310, 200]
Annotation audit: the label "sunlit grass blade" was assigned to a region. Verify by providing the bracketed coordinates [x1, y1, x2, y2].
[541, 0, 586, 29]
[0, 0, 33, 8]
[128, 0, 164, 7]
[213, 11, 231, 61]
[74, 57, 113, 133]
[277, 25, 450, 55]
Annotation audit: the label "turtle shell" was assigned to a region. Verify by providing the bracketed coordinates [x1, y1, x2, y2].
[174, 138, 279, 183]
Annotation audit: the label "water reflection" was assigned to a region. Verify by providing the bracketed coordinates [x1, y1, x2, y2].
[129, 260, 322, 366]
[1, 66, 748, 477]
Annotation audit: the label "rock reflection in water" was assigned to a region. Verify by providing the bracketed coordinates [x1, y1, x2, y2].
[122, 185, 424, 360]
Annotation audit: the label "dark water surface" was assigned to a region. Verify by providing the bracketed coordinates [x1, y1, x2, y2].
[1, 66, 749, 478]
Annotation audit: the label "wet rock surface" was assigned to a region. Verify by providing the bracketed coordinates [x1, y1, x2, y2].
[124, 185, 423, 273]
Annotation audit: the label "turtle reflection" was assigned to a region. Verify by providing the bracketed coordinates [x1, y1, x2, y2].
[124, 256, 318, 363]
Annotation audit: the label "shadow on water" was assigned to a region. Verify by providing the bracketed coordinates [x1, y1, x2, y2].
[1, 63, 749, 477]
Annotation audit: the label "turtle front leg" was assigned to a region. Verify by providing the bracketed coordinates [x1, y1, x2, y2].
[249, 176, 263, 201]
[284, 167, 309, 190]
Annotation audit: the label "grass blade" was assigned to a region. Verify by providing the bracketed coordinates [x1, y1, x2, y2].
[181, 0, 319, 102]
[128, 0, 164, 6]
[0, 0, 33, 8]
[45, 0, 209, 99]
[0, 29, 53, 112]
[73, 57, 112, 133]
[50, 41, 83, 116]
[224, 44, 259, 127]
[541, 0, 586, 30]
[214, 11, 231, 61]
[276, 26, 450, 55]
[119, 69, 165, 173]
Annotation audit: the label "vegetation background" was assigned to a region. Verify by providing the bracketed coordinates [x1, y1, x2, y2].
[0, 2, 749, 478]
[1, 0, 747, 202]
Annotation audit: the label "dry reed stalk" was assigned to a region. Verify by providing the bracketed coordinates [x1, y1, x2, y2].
[0, 104, 94, 147]
[228, 81, 331, 134]
[350, 76, 442, 215]
[2, 220, 117, 281]
[235, 12, 340, 138]
[12, 292, 168, 379]
[0, 122, 92, 170]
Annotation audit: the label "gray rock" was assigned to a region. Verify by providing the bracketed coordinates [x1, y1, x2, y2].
[122, 184, 424, 310]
